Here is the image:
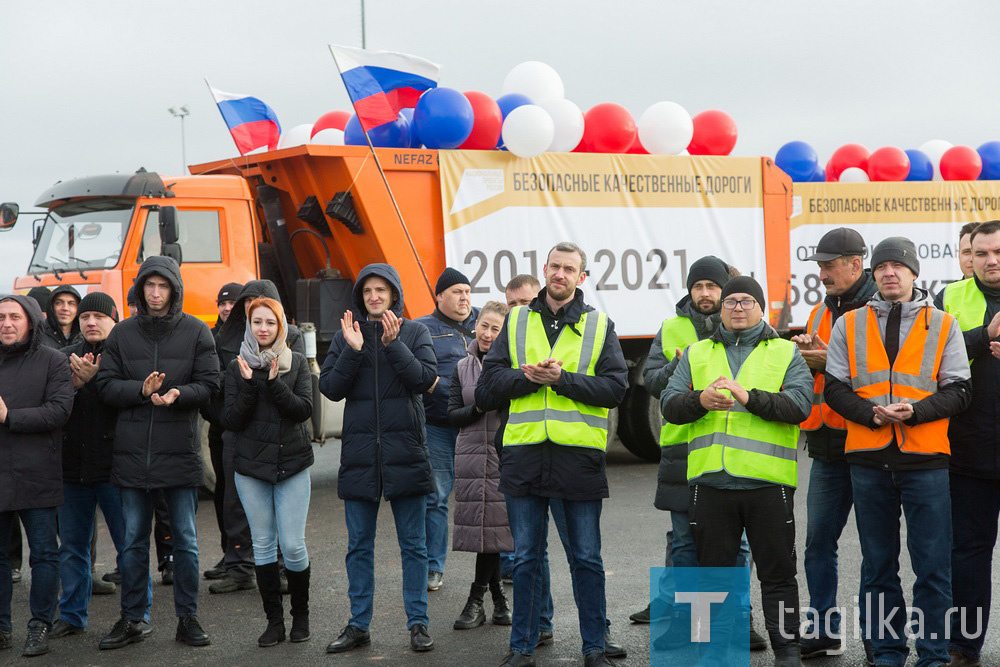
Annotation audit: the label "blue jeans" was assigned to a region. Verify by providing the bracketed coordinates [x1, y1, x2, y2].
[344, 495, 429, 630]
[120, 487, 200, 620]
[424, 424, 458, 574]
[851, 465, 951, 667]
[804, 459, 867, 637]
[235, 469, 311, 571]
[507, 495, 606, 656]
[0, 508, 59, 631]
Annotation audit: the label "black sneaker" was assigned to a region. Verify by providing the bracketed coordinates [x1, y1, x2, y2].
[136, 620, 153, 637]
[99, 616, 144, 650]
[161, 564, 174, 586]
[536, 630, 553, 647]
[409, 623, 433, 652]
[208, 575, 256, 594]
[604, 632, 626, 658]
[50, 619, 85, 638]
[92, 575, 117, 596]
[175, 615, 210, 646]
[22, 621, 49, 657]
[203, 559, 226, 580]
[629, 604, 651, 623]
[800, 634, 843, 659]
[102, 568, 121, 584]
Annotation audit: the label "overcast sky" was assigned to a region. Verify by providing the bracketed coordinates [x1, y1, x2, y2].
[3, 0, 999, 291]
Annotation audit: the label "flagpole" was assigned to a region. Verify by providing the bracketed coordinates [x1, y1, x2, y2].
[329, 58, 435, 300]
[204, 77, 245, 156]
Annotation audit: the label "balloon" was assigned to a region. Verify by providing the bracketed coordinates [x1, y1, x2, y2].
[311, 128, 345, 145]
[496, 93, 533, 120]
[582, 103, 636, 154]
[458, 91, 503, 150]
[501, 105, 554, 159]
[276, 124, 314, 149]
[638, 102, 694, 155]
[344, 113, 410, 148]
[839, 167, 870, 183]
[400, 109, 421, 148]
[687, 110, 737, 156]
[412, 87, 474, 150]
[538, 98, 585, 153]
[918, 140, 953, 181]
[866, 147, 909, 182]
[809, 167, 826, 182]
[774, 141, 819, 182]
[939, 145, 983, 181]
[977, 141, 1000, 180]
[904, 150, 933, 181]
[827, 144, 870, 182]
[627, 135, 648, 154]
[825, 159, 835, 182]
[311, 110, 352, 137]
[501, 61, 565, 105]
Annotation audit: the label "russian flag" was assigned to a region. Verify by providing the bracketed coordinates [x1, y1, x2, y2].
[208, 85, 281, 155]
[329, 44, 441, 132]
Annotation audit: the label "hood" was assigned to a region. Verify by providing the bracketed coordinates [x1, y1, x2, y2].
[134, 256, 184, 322]
[45, 284, 82, 340]
[675, 294, 722, 338]
[352, 264, 405, 320]
[0, 294, 46, 353]
[866, 286, 934, 316]
[218, 279, 282, 351]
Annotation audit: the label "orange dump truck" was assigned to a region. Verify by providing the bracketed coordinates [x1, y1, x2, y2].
[4, 146, 793, 462]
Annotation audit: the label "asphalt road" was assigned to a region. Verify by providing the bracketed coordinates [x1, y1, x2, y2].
[2, 438, 996, 666]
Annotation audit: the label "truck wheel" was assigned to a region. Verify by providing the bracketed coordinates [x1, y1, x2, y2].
[199, 416, 217, 496]
[617, 386, 662, 462]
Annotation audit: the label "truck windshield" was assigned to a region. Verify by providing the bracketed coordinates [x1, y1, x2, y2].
[28, 199, 135, 275]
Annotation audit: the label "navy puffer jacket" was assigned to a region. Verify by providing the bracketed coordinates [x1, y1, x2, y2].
[319, 264, 437, 501]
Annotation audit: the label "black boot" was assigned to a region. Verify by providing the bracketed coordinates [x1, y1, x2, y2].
[454, 583, 488, 629]
[255, 563, 285, 647]
[285, 566, 310, 642]
[490, 581, 512, 626]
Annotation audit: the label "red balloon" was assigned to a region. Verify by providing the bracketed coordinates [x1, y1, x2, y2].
[458, 91, 502, 150]
[827, 144, 870, 182]
[867, 147, 910, 182]
[572, 136, 590, 152]
[311, 110, 352, 137]
[627, 135, 648, 154]
[825, 158, 836, 182]
[940, 145, 983, 181]
[687, 110, 737, 156]
[582, 103, 636, 153]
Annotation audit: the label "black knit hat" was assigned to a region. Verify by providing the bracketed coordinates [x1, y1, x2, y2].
[686, 256, 731, 292]
[435, 267, 471, 295]
[217, 282, 243, 303]
[26, 286, 52, 312]
[78, 291, 119, 322]
[721, 276, 766, 310]
[871, 236, 919, 277]
[126, 285, 136, 306]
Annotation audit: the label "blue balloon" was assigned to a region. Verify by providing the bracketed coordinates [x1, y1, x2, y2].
[978, 141, 1000, 180]
[775, 141, 819, 182]
[412, 87, 474, 150]
[400, 108, 422, 148]
[904, 149, 933, 181]
[495, 94, 533, 149]
[344, 113, 410, 148]
[809, 167, 826, 182]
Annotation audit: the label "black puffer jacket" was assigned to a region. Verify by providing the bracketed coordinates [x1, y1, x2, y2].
[61, 338, 117, 484]
[39, 284, 82, 350]
[225, 352, 314, 483]
[319, 263, 437, 501]
[0, 295, 74, 511]
[96, 256, 220, 489]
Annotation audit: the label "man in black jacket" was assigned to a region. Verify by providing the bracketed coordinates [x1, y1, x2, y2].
[478, 242, 628, 667]
[39, 285, 81, 350]
[0, 294, 74, 657]
[96, 256, 219, 650]
[320, 263, 438, 654]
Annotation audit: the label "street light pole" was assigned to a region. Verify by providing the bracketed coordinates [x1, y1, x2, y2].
[168, 105, 191, 173]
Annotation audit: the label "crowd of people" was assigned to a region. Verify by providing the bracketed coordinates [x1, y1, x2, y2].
[0, 228, 997, 667]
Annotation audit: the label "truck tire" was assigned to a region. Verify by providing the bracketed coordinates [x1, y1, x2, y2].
[198, 416, 217, 496]
[617, 385, 662, 462]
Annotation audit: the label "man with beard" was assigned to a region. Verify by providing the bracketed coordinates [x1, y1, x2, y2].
[478, 242, 628, 667]
[39, 286, 81, 350]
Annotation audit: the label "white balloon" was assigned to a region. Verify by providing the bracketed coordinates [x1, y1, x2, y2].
[311, 128, 345, 145]
[918, 139, 953, 181]
[638, 101, 694, 155]
[276, 124, 313, 149]
[839, 167, 870, 183]
[538, 98, 584, 153]
[502, 105, 555, 159]
[501, 61, 565, 104]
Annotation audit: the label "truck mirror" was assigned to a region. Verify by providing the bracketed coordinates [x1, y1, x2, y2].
[160, 242, 183, 266]
[31, 219, 43, 247]
[0, 202, 19, 230]
[159, 206, 179, 244]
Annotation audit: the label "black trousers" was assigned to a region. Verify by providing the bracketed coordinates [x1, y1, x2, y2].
[153, 491, 174, 570]
[221, 431, 254, 581]
[208, 422, 227, 554]
[690, 484, 799, 650]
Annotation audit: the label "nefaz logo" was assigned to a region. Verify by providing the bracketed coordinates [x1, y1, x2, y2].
[650, 567, 754, 666]
[393, 152, 437, 166]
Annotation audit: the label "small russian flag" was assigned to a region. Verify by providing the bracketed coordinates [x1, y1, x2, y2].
[329, 44, 441, 132]
[207, 84, 282, 155]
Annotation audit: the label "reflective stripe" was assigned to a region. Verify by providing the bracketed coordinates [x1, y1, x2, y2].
[578, 310, 602, 374]
[513, 307, 530, 367]
[689, 433, 797, 461]
[506, 408, 608, 429]
[809, 303, 827, 335]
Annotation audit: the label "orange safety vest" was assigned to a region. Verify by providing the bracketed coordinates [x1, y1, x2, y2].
[843, 305, 953, 455]
[801, 303, 846, 431]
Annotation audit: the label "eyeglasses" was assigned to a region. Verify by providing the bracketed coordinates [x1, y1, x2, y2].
[722, 298, 757, 310]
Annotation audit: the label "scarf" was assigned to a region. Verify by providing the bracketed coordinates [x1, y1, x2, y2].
[240, 314, 292, 374]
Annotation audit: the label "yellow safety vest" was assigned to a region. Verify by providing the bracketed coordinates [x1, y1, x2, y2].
[658, 317, 698, 447]
[942, 277, 987, 333]
[686, 337, 800, 486]
[503, 306, 610, 450]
